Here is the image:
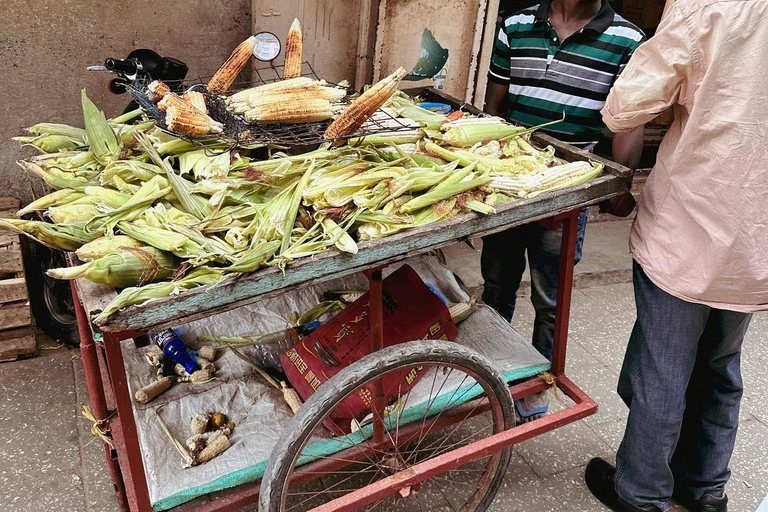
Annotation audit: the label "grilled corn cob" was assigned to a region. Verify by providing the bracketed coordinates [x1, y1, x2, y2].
[226, 77, 314, 104]
[183, 91, 208, 114]
[283, 18, 303, 79]
[147, 81, 171, 103]
[243, 98, 334, 123]
[166, 105, 224, 136]
[325, 67, 406, 140]
[207, 35, 258, 94]
[157, 92, 196, 113]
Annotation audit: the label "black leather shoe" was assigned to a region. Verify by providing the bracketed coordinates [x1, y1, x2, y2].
[673, 490, 728, 512]
[585, 458, 664, 512]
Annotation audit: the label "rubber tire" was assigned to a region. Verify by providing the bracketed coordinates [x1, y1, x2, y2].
[25, 241, 80, 346]
[259, 339, 515, 512]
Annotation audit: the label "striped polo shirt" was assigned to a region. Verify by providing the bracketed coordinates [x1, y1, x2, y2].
[489, 0, 644, 148]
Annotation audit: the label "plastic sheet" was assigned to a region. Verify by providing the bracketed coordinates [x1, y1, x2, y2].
[120, 255, 549, 510]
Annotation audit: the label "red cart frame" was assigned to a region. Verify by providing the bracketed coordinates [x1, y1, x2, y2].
[70, 88, 632, 512]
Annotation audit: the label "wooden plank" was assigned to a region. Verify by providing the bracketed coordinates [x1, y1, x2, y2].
[0, 334, 37, 361]
[0, 250, 24, 274]
[0, 198, 20, 211]
[0, 278, 28, 303]
[0, 303, 31, 330]
[0, 208, 19, 219]
[96, 174, 626, 333]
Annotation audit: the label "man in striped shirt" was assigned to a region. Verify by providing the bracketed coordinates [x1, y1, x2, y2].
[481, 0, 644, 421]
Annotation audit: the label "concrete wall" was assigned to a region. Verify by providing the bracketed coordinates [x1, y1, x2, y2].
[1, 0, 252, 205]
[250, 0, 369, 87]
[374, 0, 487, 103]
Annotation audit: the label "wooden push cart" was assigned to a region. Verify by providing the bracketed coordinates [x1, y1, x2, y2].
[71, 88, 633, 512]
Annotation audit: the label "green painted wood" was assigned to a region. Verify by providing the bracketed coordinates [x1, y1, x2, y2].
[95, 174, 625, 334]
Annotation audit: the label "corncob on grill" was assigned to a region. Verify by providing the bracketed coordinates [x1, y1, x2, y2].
[208, 35, 258, 94]
[324, 67, 406, 140]
[243, 97, 335, 123]
[166, 105, 224, 136]
[147, 81, 171, 103]
[157, 92, 196, 113]
[283, 19, 303, 79]
[183, 91, 208, 114]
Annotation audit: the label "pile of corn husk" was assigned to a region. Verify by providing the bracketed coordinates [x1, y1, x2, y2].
[1, 90, 603, 322]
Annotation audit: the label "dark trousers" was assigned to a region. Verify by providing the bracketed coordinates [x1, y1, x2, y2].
[480, 209, 588, 360]
[615, 261, 752, 509]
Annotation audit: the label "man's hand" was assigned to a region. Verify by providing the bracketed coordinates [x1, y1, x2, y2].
[599, 191, 636, 217]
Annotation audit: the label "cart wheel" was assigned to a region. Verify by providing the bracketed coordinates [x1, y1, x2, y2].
[259, 340, 515, 512]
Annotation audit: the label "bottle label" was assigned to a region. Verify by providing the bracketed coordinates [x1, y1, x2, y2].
[152, 329, 177, 350]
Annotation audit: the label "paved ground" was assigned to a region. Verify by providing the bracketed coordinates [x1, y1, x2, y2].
[1, 219, 766, 512]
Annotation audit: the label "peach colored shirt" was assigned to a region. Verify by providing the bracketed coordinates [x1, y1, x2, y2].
[602, 0, 768, 312]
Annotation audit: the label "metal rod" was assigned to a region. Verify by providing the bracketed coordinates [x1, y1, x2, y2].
[70, 281, 130, 512]
[551, 210, 579, 376]
[365, 268, 387, 445]
[102, 331, 154, 512]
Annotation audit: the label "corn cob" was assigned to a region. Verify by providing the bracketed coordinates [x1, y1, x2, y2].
[243, 98, 334, 123]
[166, 105, 224, 136]
[207, 35, 258, 94]
[283, 19, 303, 79]
[226, 77, 314, 104]
[183, 91, 208, 114]
[47, 204, 101, 224]
[177, 369, 214, 383]
[190, 413, 210, 434]
[134, 376, 175, 404]
[197, 346, 217, 361]
[157, 92, 196, 113]
[195, 431, 230, 464]
[47, 246, 176, 288]
[325, 67, 406, 140]
[147, 80, 171, 103]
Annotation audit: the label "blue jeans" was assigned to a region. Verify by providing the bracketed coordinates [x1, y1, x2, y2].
[615, 261, 752, 510]
[480, 209, 588, 361]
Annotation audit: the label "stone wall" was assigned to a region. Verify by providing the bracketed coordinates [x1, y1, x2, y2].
[1, 0, 252, 205]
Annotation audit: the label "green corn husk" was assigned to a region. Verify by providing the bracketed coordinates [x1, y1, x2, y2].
[0, 218, 97, 251]
[47, 204, 101, 224]
[47, 246, 176, 288]
[13, 134, 81, 153]
[26, 122, 88, 140]
[227, 240, 281, 273]
[136, 133, 212, 220]
[116, 221, 190, 253]
[81, 90, 121, 165]
[76, 235, 146, 262]
[465, 200, 496, 215]
[320, 216, 358, 254]
[83, 186, 131, 209]
[18, 189, 86, 216]
[94, 267, 227, 323]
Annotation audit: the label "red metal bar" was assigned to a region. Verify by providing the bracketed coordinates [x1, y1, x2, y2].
[102, 330, 154, 512]
[309, 384, 597, 512]
[70, 281, 130, 512]
[364, 268, 387, 445]
[550, 210, 579, 376]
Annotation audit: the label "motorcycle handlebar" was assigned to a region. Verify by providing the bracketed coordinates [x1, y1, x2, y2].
[104, 58, 139, 75]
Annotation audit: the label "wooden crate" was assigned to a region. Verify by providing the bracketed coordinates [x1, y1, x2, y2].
[0, 197, 37, 362]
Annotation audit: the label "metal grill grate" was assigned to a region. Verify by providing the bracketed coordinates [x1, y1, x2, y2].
[126, 62, 415, 152]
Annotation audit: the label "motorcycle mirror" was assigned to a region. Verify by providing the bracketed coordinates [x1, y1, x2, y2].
[252, 32, 282, 62]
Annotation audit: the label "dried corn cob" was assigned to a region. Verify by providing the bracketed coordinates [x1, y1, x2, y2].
[166, 105, 224, 136]
[190, 412, 210, 434]
[325, 67, 406, 140]
[208, 35, 258, 94]
[283, 19, 303, 79]
[147, 81, 171, 103]
[197, 346, 217, 361]
[195, 431, 230, 464]
[134, 376, 175, 404]
[183, 91, 208, 114]
[177, 369, 214, 383]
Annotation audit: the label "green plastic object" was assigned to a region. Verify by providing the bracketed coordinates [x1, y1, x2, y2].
[404, 28, 449, 81]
